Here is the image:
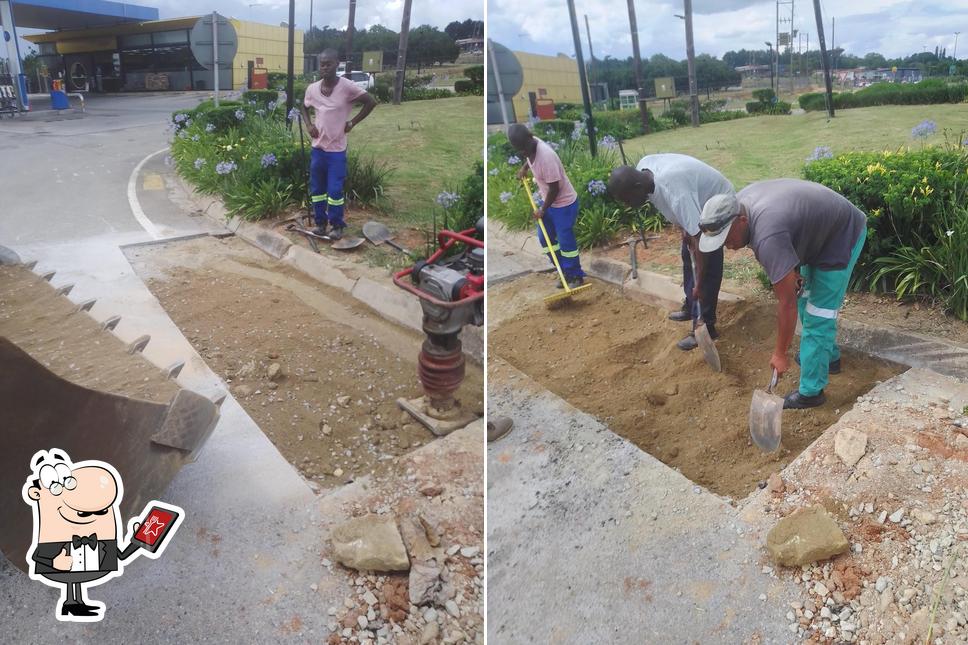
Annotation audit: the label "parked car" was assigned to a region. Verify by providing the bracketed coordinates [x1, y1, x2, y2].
[344, 71, 375, 91]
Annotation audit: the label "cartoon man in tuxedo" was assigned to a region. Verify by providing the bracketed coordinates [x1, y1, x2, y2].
[22, 449, 182, 622]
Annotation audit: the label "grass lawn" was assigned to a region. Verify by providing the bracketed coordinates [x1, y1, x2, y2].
[623, 103, 968, 189]
[351, 96, 482, 226]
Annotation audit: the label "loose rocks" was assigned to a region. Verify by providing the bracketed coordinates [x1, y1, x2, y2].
[834, 427, 868, 467]
[331, 515, 410, 572]
[767, 506, 850, 567]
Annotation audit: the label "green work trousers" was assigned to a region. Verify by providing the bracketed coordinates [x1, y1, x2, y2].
[796, 228, 867, 397]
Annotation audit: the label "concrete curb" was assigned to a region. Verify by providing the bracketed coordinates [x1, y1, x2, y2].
[186, 185, 484, 364]
[839, 317, 968, 380]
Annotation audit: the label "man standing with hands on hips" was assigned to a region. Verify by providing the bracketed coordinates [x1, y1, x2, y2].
[697, 179, 867, 409]
[300, 48, 377, 241]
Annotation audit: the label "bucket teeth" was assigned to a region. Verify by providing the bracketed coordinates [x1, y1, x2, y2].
[165, 360, 186, 380]
[102, 315, 121, 331]
[23, 260, 37, 271]
[55, 283, 74, 296]
[74, 299, 96, 313]
[40, 271, 56, 282]
[127, 334, 151, 354]
[212, 391, 227, 408]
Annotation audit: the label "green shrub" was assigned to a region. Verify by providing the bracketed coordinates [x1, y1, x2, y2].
[402, 87, 454, 101]
[532, 119, 577, 141]
[799, 79, 968, 112]
[203, 105, 250, 134]
[345, 151, 394, 206]
[802, 144, 968, 293]
[242, 90, 279, 110]
[223, 177, 296, 221]
[464, 65, 484, 86]
[451, 160, 484, 233]
[700, 109, 749, 124]
[752, 88, 776, 104]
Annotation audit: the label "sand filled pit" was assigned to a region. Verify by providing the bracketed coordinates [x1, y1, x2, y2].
[488, 274, 902, 498]
[126, 236, 483, 491]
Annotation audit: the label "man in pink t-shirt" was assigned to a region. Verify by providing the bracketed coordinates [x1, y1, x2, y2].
[299, 49, 376, 239]
[509, 123, 584, 287]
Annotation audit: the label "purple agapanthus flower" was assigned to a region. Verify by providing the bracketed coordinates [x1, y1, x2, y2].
[173, 113, 189, 124]
[507, 155, 521, 165]
[489, 167, 500, 176]
[599, 135, 618, 150]
[206, 123, 216, 133]
[194, 158, 206, 170]
[267, 100, 277, 111]
[436, 191, 460, 209]
[215, 161, 237, 175]
[234, 109, 246, 121]
[499, 191, 513, 203]
[532, 191, 544, 208]
[911, 120, 937, 139]
[261, 153, 277, 168]
[287, 107, 300, 122]
[191, 134, 200, 142]
[587, 179, 607, 196]
[806, 145, 833, 162]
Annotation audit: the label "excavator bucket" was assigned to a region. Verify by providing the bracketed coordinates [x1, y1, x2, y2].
[0, 255, 220, 573]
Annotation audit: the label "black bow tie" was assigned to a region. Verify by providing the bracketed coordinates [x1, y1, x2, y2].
[72, 534, 97, 549]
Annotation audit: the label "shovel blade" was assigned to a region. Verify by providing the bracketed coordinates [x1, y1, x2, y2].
[695, 324, 721, 372]
[363, 221, 391, 245]
[749, 389, 783, 452]
[332, 237, 365, 250]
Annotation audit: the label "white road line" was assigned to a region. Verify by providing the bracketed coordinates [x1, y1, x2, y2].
[127, 147, 168, 240]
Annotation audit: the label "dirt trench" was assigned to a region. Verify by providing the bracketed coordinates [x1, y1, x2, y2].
[488, 274, 901, 498]
[126, 236, 484, 490]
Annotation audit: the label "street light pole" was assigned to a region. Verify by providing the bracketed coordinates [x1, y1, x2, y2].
[682, 0, 700, 127]
[955, 32, 961, 61]
[626, 0, 650, 134]
[566, 0, 597, 157]
[765, 41, 775, 93]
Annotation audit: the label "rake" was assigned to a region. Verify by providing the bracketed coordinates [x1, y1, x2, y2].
[522, 178, 592, 304]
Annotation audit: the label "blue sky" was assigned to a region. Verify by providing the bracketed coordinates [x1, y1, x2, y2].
[486, 0, 968, 60]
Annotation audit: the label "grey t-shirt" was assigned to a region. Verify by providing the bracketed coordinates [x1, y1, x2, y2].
[637, 153, 734, 236]
[738, 178, 866, 284]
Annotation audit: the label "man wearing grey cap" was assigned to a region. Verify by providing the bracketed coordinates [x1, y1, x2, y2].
[698, 178, 867, 409]
[608, 154, 735, 351]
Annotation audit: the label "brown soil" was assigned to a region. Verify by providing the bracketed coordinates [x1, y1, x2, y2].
[601, 226, 968, 347]
[125, 236, 483, 490]
[0, 264, 178, 403]
[488, 273, 902, 499]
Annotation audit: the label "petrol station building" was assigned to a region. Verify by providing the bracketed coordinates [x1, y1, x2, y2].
[0, 0, 303, 109]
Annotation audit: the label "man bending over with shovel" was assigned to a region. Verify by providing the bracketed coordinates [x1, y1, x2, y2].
[607, 154, 734, 351]
[508, 123, 585, 289]
[300, 49, 377, 241]
[698, 179, 867, 409]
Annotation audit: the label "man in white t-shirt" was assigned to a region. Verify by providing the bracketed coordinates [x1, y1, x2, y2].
[608, 154, 734, 350]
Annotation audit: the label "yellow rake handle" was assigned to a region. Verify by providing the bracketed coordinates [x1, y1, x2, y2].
[522, 177, 570, 290]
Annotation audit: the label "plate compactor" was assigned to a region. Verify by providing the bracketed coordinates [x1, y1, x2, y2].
[393, 218, 484, 435]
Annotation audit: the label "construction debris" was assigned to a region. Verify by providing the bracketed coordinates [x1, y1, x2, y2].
[331, 516, 411, 572]
[767, 505, 850, 567]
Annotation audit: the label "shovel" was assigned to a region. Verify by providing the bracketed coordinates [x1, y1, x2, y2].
[363, 221, 411, 255]
[749, 368, 783, 452]
[688, 248, 721, 372]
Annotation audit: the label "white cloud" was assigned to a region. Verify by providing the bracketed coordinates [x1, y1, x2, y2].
[488, 0, 968, 60]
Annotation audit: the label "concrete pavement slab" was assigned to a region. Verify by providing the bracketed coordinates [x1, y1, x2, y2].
[487, 356, 800, 643]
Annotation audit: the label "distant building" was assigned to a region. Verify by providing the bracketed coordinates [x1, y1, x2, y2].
[511, 51, 581, 123]
[25, 17, 303, 92]
[455, 38, 483, 54]
[828, 67, 923, 87]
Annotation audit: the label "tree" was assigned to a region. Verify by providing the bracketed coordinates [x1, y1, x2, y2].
[444, 19, 483, 40]
[407, 25, 459, 67]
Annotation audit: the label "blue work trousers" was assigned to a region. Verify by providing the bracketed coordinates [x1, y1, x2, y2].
[309, 148, 348, 228]
[536, 199, 584, 280]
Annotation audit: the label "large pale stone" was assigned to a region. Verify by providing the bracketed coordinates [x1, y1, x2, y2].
[834, 428, 868, 467]
[767, 506, 850, 567]
[331, 515, 410, 572]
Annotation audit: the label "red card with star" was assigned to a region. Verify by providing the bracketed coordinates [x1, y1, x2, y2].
[132, 506, 180, 553]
